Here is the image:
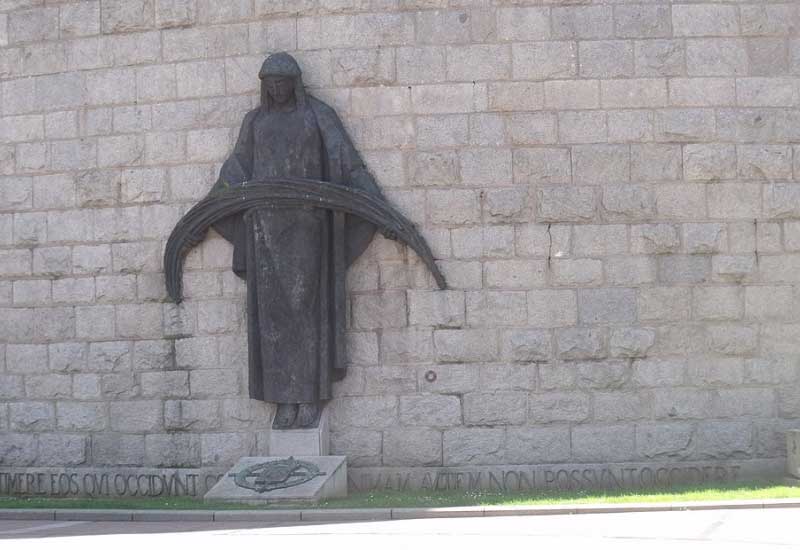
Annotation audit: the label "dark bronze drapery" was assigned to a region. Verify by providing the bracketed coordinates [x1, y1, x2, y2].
[164, 177, 447, 303]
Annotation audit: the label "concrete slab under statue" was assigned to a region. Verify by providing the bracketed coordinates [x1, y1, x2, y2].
[204, 456, 347, 504]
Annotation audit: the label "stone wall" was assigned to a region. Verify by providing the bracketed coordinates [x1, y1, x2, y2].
[1, 0, 799, 481]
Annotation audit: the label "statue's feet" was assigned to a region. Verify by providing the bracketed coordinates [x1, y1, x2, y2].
[273, 403, 297, 429]
[295, 403, 319, 428]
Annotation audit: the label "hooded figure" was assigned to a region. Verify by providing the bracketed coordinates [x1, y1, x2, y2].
[207, 52, 382, 429]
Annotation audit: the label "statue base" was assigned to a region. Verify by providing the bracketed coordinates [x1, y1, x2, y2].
[788, 430, 800, 479]
[204, 456, 347, 504]
[270, 408, 329, 456]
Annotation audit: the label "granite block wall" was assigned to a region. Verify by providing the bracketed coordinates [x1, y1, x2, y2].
[0, 0, 799, 478]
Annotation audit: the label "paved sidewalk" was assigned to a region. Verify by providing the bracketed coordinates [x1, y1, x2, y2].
[1, 497, 799, 523]
[0, 508, 797, 549]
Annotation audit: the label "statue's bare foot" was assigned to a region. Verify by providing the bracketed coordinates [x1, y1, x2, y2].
[295, 403, 319, 428]
[273, 403, 297, 429]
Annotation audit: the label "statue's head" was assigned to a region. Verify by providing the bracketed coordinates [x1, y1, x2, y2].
[259, 52, 305, 111]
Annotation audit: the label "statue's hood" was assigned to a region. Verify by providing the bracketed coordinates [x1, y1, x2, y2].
[259, 52, 306, 110]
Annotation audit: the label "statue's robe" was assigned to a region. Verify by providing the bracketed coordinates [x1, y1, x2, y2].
[209, 97, 379, 403]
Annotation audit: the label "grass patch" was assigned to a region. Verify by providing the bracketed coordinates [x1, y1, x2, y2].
[0, 480, 798, 510]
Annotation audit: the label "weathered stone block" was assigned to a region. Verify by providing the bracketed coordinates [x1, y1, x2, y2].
[683, 223, 726, 254]
[145, 433, 201, 468]
[636, 423, 694, 459]
[527, 290, 577, 328]
[513, 148, 571, 185]
[615, 4, 671, 38]
[330, 396, 397, 430]
[450, 225, 520, 258]
[426, 189, 480, 225]
[529, 391, 590, 424]
[507, 113, 557, 145]
[9, 402, 54, 431]
[109, 400, 163, 432]
[657, 255, 711, 284]
[37, 434, 87, 466]
[556, 328, 606, 360]
[484, 260, 546, 290]
[683, 144, 737, 181]
[9, 8, 59, 44]
[579, 288, 637, 325]
[25, 374, 71, 399]
[544, 80, 599, 110]
[512, 41, 576, 80]
[572, 425, 635, 462]
[330, 429, 381, 467]
[418, 364, 479, 395]
[6, 343, 48, 373]
[745, 286, 794, 321]
[707, 325, 758, 356]
[655, 109, 716, 142]
[164, 399, 220, 431]
[384, 428, 442, 467]
[0, 434, 37, 466]
[444, 428, 505, 466]
[463, 391, 526, 426]
[101, 0, 154, 33]
[635, 40, 684, 77]
[537, 187, 596, 223]
[713, 388, 775, 419]
[594, 391, 651, 421]
[695, 421, 753, 459]
[399, 394, 461, 427]
[479, 364, 536, 392]
[639, 287, 691, 322]
[434, 329, 498, 363]
[580, 41, 633, 78]
[467, 291, 526, 327]
[673, 4, 739, 37]
[496, 7, 548, 41]
[552, 6, 613, 39]
[669, 78, 735, 107]
[200, 432, 255, 466]
[572, 145, 630, 189]
[501, 329, 551, 363]
[558, 111, 606, 144]
[189, 369, 240, 398]
[551, 259, 604, 287]
[693, 287, 743, 321]
[687, 39, 748, 76]
[573, 225, 627, 257]
[632, 358, 686, 388]
[506, 427, 570, 464]
[609, 328, 655, 358]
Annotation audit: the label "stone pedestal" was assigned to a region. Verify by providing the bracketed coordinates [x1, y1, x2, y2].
[787, 430, 800, 479]
[204, 456, 346, 504]
[269, 408, 329, 456]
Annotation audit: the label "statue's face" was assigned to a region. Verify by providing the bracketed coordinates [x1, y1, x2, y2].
[264, 76, 294, 106]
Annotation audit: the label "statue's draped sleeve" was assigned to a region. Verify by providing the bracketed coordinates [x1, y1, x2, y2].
[308, 97, 380, 265]
[209, 110, 257, 276]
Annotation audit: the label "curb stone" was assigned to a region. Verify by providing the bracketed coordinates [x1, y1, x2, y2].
[54, 509, 134, 521]
[1, 499, 800, 522]
[131, 510, 215, 522]
[391, 507, 485, 519]
[301, 508, 392, 522]
[213, 510, 302, 522]
[0, 510, 56, 521]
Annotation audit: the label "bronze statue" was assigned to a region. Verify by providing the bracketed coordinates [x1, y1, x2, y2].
[165, 52, 445, 430]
